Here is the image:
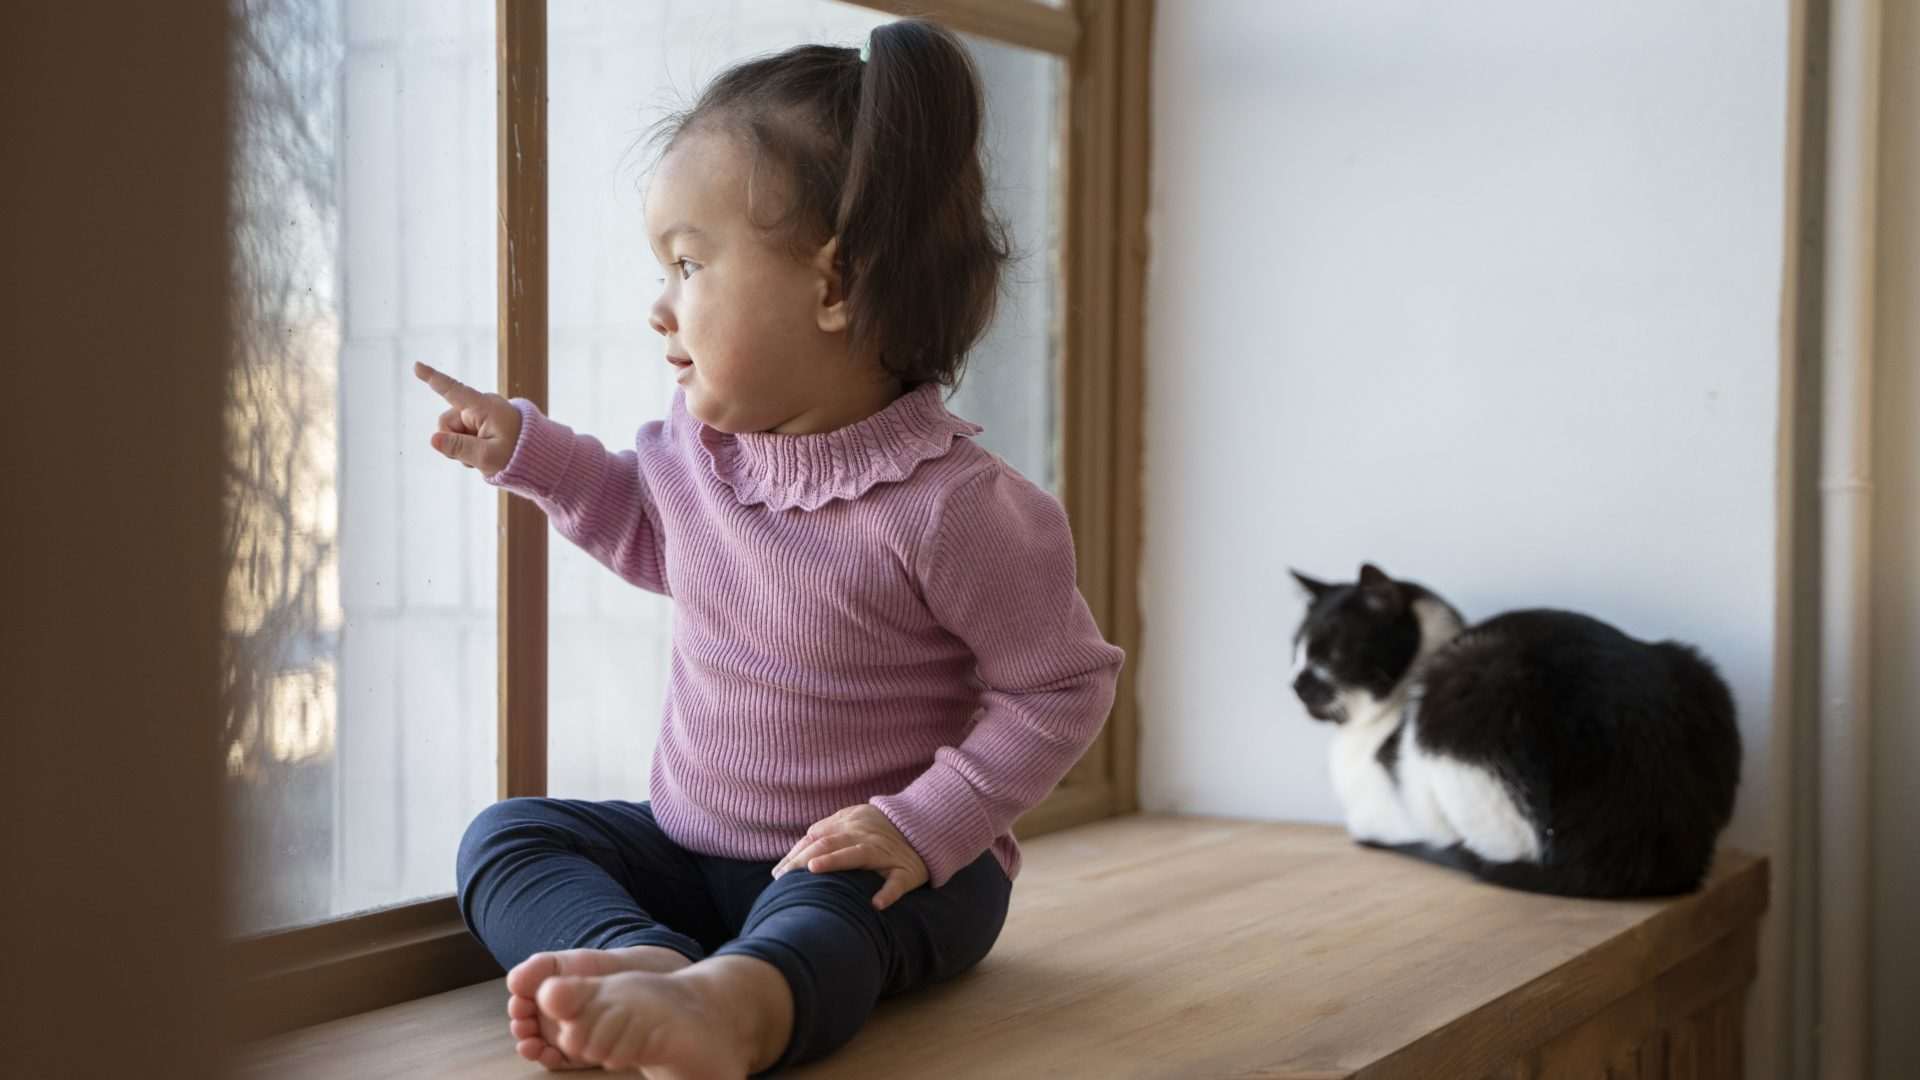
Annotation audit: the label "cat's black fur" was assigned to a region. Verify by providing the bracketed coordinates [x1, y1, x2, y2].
[1292, 564, 1742, 899]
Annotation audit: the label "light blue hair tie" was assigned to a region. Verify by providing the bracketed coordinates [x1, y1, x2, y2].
[859, 37, 871, 63]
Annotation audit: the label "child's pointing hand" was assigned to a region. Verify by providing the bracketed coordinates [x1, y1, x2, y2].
[771, 805, 930, 911]
[414, 361, 522, 478]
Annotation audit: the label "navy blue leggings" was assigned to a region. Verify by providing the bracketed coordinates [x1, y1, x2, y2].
[455, 798, 1011, 1071]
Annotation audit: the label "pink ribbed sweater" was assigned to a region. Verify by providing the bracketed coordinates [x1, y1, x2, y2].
[489, 384, 1124, 886]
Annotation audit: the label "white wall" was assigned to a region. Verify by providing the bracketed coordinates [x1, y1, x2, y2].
[1139, 1, 1787, 857]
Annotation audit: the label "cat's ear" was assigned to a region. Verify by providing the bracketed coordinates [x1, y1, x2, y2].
[1291, 569, 1333, 602]
[1358, 563, 1403, 613]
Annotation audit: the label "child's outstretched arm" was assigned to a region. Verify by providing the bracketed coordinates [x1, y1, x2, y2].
[414, 361, 669, 596]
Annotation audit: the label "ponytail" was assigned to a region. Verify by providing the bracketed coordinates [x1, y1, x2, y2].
[836, 21, 1010, 387]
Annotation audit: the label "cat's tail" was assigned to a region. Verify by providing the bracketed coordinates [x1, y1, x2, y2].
[1365, 840, 1710, 899]
[1463, 851, 1709, 899]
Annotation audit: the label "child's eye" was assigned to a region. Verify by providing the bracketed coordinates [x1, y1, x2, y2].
[654, 259, 700, 287]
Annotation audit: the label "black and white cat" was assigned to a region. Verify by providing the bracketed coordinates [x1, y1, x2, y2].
[1290, 564, 1741, 898]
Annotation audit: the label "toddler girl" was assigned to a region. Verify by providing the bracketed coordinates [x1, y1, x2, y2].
[420, 19, 1122, 1076]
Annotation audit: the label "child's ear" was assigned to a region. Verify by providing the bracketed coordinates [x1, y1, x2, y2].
[812, 237, 850, 334]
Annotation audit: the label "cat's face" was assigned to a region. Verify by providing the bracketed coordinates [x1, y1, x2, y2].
[1290, 563, 1422, 724]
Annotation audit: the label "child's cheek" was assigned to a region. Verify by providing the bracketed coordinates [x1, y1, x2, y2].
[678, 284, 701, 341]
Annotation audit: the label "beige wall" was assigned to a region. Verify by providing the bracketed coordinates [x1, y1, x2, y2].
[1, 6, 230, 1076]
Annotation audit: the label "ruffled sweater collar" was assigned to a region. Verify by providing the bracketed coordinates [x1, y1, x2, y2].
[689, 383, 982, 512]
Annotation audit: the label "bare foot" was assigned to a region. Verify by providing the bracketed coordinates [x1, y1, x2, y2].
[535, 957, 791, 1078]
[505, 946, 692, 1070]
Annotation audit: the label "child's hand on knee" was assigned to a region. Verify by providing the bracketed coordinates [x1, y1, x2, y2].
[771, 805, 929, 910]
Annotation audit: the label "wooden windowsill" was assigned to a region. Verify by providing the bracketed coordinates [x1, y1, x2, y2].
[238, 814, 1767, 1078]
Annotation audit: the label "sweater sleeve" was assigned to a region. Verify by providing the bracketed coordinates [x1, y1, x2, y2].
[869, 465, 1125, 886]
[485, 398, 669, 596]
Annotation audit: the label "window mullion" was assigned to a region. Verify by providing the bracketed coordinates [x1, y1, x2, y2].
[497, 0, 549, 800]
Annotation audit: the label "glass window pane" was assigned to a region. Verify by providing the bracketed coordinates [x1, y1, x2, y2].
[225, 0, 499, 936]
[545, 2, 1064, 801]
[950, 31, 1065, 494]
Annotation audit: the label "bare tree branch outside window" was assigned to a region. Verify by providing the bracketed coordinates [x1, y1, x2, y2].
[224, 0, 345, 935]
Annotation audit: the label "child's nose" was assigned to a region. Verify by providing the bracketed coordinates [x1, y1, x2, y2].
[648, 296, 673, 337]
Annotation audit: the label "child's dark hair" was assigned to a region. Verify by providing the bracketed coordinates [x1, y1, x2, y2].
[654, 20, 1010, 389]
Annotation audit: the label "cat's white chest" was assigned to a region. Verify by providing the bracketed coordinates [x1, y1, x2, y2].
[1328, 718, 1422, 846]
[1328, 707, 1541, 865]
[1400, 738, 1542, 864]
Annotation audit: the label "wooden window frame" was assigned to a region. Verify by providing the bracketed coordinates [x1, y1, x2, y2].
[230, 0, 1150, 1040]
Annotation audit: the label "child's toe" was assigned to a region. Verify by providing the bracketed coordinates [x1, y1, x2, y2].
[536, 974, 597, 1022]
[506, 953, 560, 999]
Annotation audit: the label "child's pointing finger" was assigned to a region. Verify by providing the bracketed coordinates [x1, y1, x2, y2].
[414, 360, 483, 408]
